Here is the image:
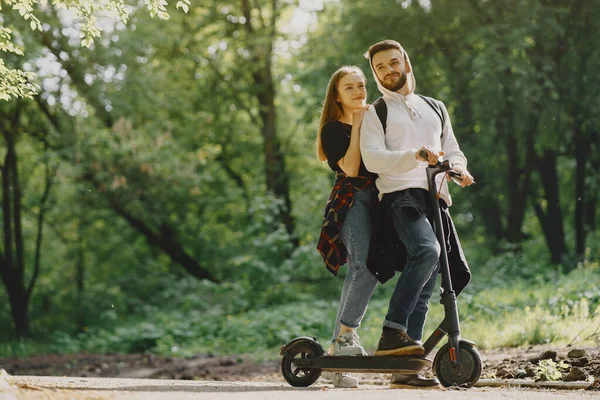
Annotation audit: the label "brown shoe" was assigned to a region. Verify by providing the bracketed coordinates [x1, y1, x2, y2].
[389, 372, 443, 389]
[374, 327, 425, 356]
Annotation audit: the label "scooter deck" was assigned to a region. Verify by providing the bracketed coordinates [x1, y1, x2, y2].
[293, 355, 432, 374]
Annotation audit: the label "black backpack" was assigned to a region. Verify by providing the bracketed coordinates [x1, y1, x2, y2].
[373, 94, 445, 139]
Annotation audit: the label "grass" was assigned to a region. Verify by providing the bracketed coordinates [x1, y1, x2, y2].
[2, 260, 600, 361]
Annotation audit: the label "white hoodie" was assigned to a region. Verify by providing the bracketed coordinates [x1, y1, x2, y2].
[359, 49, 467, 206]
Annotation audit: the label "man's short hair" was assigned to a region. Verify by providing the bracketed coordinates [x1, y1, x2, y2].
[365, 40, 404, 63]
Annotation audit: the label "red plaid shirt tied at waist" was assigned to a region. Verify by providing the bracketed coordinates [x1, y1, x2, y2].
[317, 173, 376, 276]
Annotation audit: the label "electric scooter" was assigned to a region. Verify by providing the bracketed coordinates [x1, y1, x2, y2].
[279, 159, 482, 388]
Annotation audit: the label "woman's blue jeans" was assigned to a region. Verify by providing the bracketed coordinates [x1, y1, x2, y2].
[330, 187, 378, 342]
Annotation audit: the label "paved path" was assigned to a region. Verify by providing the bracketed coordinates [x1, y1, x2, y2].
[2, 376, 599, 400]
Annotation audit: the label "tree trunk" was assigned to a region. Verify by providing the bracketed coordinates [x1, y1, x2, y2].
[502, 73, 527, 244]
[586, 139, 599, 232]
[534, 150, 567, 265]
[479, 195, 505, 246]
[574, 128, 588, 260]
[28, 144, 54, 305]
[439, 43, 506, 243]
[0, 118, 32, 337]
[254, 68, 297, 245]
[98, 185, 218, 283]
[76, 222, 86, 332]
[501, 62, 539, 245]
[586, 192, 597, 232]
[241, 0, 297, 246]
[2, 140, 15, 281]
[1, 266, 31, 337]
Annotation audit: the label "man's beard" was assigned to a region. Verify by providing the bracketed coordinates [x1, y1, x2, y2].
[381, 72, 407, 92]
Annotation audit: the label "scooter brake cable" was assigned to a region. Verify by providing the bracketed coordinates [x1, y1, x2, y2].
[436, 172, 450, 200]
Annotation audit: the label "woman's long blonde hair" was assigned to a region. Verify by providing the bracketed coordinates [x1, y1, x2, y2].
[316, 66, 366, 162]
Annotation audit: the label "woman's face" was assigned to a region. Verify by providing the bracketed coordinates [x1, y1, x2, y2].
[336, 73, 366, 111]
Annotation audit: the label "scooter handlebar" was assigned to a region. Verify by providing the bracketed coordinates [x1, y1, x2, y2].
[418, 150, 473, 185]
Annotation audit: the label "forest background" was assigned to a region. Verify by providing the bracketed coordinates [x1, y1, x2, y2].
[0, 0, 599, 360]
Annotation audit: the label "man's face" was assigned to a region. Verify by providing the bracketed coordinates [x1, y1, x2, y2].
[372, 48, 409, 92]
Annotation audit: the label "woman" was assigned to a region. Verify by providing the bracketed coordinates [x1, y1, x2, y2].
[316, 66, 379, 388]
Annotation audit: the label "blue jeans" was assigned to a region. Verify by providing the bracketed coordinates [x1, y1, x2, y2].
[406, 262, 439, 341]
[383, 199, 441, 340]
[331, 187, 379, 342]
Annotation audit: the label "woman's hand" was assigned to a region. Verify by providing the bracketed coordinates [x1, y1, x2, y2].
[416, 145, 444, 165]
[352, 105, 370, 127]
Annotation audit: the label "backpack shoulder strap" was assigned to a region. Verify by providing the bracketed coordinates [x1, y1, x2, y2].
[417, 94, 445, 139]
[372, 97, 387, 134]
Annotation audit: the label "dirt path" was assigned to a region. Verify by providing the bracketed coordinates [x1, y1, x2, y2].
[1, 344, 599, 398]
[2, 344, 598, 383]
[2, 376, 600, 400]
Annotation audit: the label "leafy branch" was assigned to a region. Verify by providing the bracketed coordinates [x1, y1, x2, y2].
[0, 0, 191, 101]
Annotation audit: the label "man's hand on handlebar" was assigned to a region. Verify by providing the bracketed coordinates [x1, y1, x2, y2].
[449, 164, 475, 187]
[414, 146, 475, 187]
[416, 146, 444, 165]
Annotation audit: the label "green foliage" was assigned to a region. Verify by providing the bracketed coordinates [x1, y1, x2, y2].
[534, 359, 570, 382]
[2, 255, 600, 359]
[0, 61, 37, 100]
[0, 0, 190, 100]
[0, 33, 38, 100]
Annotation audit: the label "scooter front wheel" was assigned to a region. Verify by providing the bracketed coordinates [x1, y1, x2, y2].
[280, 340, 323, 387]
[433, 341, 482, 388]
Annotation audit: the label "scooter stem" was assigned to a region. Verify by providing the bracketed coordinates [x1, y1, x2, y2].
[425, 161, 461, 365]
[425, 161, 454, 294]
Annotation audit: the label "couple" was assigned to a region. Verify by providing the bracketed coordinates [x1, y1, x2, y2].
[316, 40, 475, 389]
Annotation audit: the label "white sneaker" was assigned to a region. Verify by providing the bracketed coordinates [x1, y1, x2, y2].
[334, 331, 368, 356]
[321, 370, 335, 381]
[332, 372, 359, 388]
[321, 371, 359, 388]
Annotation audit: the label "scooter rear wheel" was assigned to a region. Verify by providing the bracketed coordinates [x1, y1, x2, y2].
[433, 342, 482, 388]
[280, 341, 323, 387]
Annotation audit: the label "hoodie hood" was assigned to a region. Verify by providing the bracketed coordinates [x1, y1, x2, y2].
[369, 46, 417, 100]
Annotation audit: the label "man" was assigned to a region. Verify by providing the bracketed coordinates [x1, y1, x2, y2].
[360, 39, 474, 388]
